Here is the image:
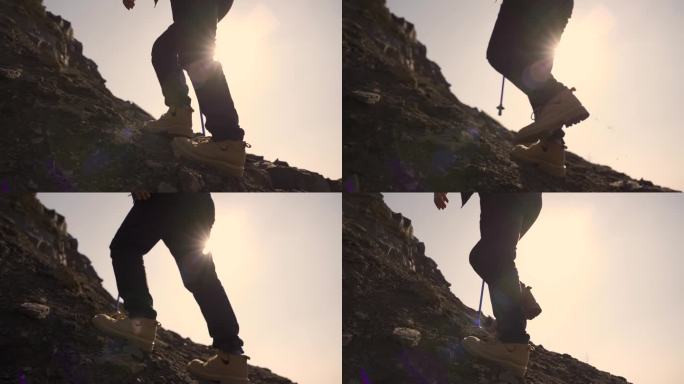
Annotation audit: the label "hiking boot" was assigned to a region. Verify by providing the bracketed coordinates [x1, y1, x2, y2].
[171, 138, 248, 177]
[520, 282, 542, 320]
[511, 138, 567, 178]
[187, 350, 250, 384]
[462, 336, 530, 377]
[514, 88, 589, 145]
[92, 312, 158, 352]
[143, 105, 194, 138]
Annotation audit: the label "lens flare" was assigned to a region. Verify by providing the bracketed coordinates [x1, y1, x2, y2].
[202, 237, 212, 255]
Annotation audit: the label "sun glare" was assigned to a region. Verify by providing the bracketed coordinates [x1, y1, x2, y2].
[213, 4, 278, 77]
[554, 4, 616, 85]
[202, 238, 212, 255]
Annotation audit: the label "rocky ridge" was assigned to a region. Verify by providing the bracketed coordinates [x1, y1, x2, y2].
[0, 194, 294, 384]
[342, 0, 672, 192]
[342, 193, 632, 383]
[0, 0, 338, 192]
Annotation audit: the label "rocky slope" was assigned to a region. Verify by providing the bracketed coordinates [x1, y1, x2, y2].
[0, 194, 294, 384]
[342, 193, 632, 384]
[343, 0, 672, 192]
[0, 0, 337, 192]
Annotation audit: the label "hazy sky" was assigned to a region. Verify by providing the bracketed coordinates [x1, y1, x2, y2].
[387, 0, 683, 190]
[37, 193, 342, 384]
[43, 0, 341, 179]
[383, 193, 683, 384]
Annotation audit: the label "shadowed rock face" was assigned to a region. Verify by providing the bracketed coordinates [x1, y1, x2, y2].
[342, 0, 672, 192]
[0, 0, 338, 192]
[0, 194, 294, 384]
[342, 193, 632, 384]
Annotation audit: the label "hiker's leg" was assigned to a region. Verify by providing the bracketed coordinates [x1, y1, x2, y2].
[525, 0, 574, 112]
[527, 0, 574, 142]
[173, 0, 244, 141]
[488, 0, 573, 129]
[519, 193, 542, 239]
[163, 195, 244, 354]
[470, 194, 529, 343]
[152, 24, 192, 108]
[109, 200, 166, 319]
[487, 0, 537, 95]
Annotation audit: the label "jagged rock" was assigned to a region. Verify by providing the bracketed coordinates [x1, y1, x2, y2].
[266, 166, 332, 192]
[343, 0, 674, 192]
[0, 0, 338, 192]
[392, 327, 421, 347]
[18, 302, 51, 320]
[178, 167, 204, 192]
[0, 194, 294, 384]
[343, 193, 632, 383]
[0, 67, 23, 80]
[351, 90, 382, 105]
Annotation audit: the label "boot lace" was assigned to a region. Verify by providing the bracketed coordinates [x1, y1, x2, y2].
[112, 312, 128, 320]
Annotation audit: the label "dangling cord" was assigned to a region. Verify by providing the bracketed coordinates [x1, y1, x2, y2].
[115, 293, 121, 313]
[477, 279, 485, 328]
[496, 76, 506, 116]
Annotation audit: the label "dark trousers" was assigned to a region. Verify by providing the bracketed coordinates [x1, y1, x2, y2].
[469, 193, 542, 343]
[109, 194, 244, 354]
[152, 0, 244, 141]
[488, 0, 573, 139]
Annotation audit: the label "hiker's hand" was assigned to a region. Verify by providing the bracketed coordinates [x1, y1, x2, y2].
[434, 192, 449, 210]
[132, 192, 151, 201]
[123, 0, 135, 10]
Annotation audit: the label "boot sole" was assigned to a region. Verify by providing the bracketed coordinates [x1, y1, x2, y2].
[511, 150, 567, 178]
[462, 340, 527, 378]
[514, 105, 590, 145]
[142, 122, 194, 138]
[171, 139, 245, 178]
[188, 371, 250, 384]
[92, 320, 155, 352]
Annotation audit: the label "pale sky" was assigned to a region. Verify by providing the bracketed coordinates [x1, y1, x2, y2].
[387, 0, 683, 190]
[37, 193, 342, 384]
[43, 0, 341, 179]
[383, 193, 684, 384]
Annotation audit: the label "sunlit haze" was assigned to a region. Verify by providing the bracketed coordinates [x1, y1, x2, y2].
[387, 0, 683, 190]
[38, 193, 342, 384]
[43, 0, 341, 179]
[383, 193, 683, 384]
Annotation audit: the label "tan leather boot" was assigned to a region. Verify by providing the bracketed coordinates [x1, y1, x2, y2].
[187, 350, 250, 384]
[143, 106, 194, 138]
[171, 138, 248, 177]
[511, 138, 567, 178]
[521, 282, 542, 320]
[515, 88, 589, 144]
[462, 336, 530, 377]
[92, 312, 158, 352]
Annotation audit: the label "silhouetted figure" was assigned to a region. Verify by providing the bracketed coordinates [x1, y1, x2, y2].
[434, 192, 543, 377]
[124, 0, 249, 177]
[92, 193, 249, 383]
[488, 0, 590, 177]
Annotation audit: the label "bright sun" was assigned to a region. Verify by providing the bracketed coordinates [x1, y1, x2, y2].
[554, 4, 616, 85]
